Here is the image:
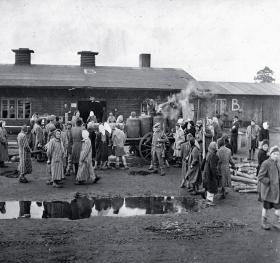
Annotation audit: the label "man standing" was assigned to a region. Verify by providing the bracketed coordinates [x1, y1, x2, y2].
[246, 120, 260, 160]
[148, 122, 168, 176]
[230, 116, 239, 154]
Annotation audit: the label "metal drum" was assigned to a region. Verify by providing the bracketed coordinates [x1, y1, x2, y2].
[126, 118, 141, 138]
[140, 116, 152, 136]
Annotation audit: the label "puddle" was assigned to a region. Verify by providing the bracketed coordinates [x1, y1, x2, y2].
[0, 196, 199, 220]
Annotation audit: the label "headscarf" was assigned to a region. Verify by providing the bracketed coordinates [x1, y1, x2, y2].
[116, 115, 124, 123]
[208, 142, 217, 154]
[21, 125, 28, 133]
[269, 146, 280, 155]
[82, 130, 89, 141]
[263, 122, 268, 130]
[54, 129, 61, 139]
[89, 111, 94, 117]
[104, 122, 112, 134]
[99, 124, 105, 136]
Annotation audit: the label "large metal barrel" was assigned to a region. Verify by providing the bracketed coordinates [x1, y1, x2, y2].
[153, 115, 167, 130]
[140, 116, 152, 136]
[126, 118, 141, 138]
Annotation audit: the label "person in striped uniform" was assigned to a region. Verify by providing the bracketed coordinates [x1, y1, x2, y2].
[17, 125, 32, 183]
[47, 129, 65, 188]
[75, 130, 100, 185]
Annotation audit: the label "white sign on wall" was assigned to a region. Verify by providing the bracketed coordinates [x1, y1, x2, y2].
[71, 103, 77, 108]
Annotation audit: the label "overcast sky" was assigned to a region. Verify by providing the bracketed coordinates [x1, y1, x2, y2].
[0, 0, 279, 82]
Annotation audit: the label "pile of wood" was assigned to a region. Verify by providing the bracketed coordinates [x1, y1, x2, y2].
[230, 162, 258, 193]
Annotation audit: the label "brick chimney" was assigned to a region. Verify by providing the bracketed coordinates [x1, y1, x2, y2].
[139, 53, 151, 67]
[12, 48, 34, 65]
[77, 51, 99, 67]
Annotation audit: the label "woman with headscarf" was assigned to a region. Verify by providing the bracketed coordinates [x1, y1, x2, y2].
[70, 119, 83, 175]
[202, 142, 219, 205]
[173, 121, 185, 160]
[75, 130, 100, 185]
[96, 124, 109, 169]
[0, 121, 8, 168]
[46, 129, 65, 188]
[17, 125, 32, 183]
[217, 138, 235, 199]
[87, 111, 97, 124]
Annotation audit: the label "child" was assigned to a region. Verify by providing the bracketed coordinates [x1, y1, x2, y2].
[148, 122, 168, 176]
[257, 139, 269, 175]
[258, 146, 280, 230]
[112, 124, 128, 169]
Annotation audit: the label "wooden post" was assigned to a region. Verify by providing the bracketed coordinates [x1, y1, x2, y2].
[202, 118, 206, 159]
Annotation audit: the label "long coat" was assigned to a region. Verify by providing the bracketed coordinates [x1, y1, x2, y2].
[181, 142, 192, 178]
[17, 132, 32, 175]
[76, 138, 96, 182]
[33, 123, 44, 149]
[96, 132, 109, 162]
[173, 128, 185, 157]
[203, 151, 219, 194]
[246, 125, 260, 150]
[71, 126, 83, 164]
[47, 138, 64, 181]
[217, 146, 234, 188]
[0, 127, 8, 162]
[186, 146, 201, 185]
[258, 158, 280, 204]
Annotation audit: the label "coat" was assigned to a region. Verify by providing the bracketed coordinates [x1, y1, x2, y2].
[47, 138, 64, 181]
[71, 126, 83, 164]
[0, 127, 8, 162]
[173, 127, 185, 157]
[186, 146, 201, 185]
[257, 149, 269, 175]
[33, 124, 44, 149]
[96, 132, 109, 162]
[203, 151, 219, 194]
[181, 142, 191, 178]
[217, 146, 234, 188]
[76, 138, 96, 182]
[258, 128, 269, 142]
[17, 132, 32, 175]
[213, 122, 222, 141]
[258, 158, 280, 204]
[246, 125, 260, 150]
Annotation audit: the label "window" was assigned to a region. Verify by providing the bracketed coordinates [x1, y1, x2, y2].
[0, 99, 31, 119]
[215, 99, 227, 115]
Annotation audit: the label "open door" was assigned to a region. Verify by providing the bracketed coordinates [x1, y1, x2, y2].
[78, 100, 105, 123]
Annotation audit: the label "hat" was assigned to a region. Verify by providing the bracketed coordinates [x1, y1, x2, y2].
[269, 146, 280, 155]
[153, 122, 161, 129]
[262, 139, 269, 146]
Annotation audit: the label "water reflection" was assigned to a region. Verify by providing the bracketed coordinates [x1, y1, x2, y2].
[0, 196, 198, 220]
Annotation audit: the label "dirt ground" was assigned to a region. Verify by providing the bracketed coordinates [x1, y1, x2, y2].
[0, 156, 280, 263]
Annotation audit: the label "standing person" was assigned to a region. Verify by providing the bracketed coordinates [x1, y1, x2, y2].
[71, 119, 83, 176]
[212, 117, 222, 142]
[75, 130, 100, 185]
[223, 135, 233, 155]
[65, 121, 73, 176]
[217, 138, 235, 199]
[246, 120, 260, 160]
[230, 116, 239, 154]
[46, 130, 64, 188]
[0, 121, 8, 168]
[258, 122, 269, 148]
[45, 115, 56, 143]
[180, 133, 193, 188]
[87, 111, 97, 124]
[148, 122, 168, 176]
[17, 125, 32, 183]
[258, 146, 280, 230]
[180, 137, 201, 192]
[87, 121, 97, 167]
[202, 142, 219, 205]
[33, 119, 45, 161]
[257, 139, 269, 175]
[107, 112, 116, 123]
[173, 122, 185, 161]
[71, 110, 82, 127]
[96, 124, 109, 169]
[112, 124, 128, 169]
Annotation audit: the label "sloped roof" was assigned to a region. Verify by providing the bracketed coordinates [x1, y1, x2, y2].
[190, 81, 280, 96]
[0, 64, 194, 90]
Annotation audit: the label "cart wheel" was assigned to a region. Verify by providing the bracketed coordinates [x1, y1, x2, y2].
[139, 132, 153, 161]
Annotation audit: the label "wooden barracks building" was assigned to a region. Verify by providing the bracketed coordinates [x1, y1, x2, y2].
[0, 48, 194, 125]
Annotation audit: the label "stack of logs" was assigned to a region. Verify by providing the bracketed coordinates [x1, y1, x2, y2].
[230, 162, 258, 193]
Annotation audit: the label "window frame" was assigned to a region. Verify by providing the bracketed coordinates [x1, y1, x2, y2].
[0, 98, 32, 119]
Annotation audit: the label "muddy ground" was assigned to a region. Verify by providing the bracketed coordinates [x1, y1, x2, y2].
[0, 158, 280, 263]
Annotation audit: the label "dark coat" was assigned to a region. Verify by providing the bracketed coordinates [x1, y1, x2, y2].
[258, 128, 269, 142]
[181, 142, 191, 178]
[257, 149, 269, 175]
[258, 158, 280, 204]
[203, 151, 219, 194]
[186, 146, 201, 185]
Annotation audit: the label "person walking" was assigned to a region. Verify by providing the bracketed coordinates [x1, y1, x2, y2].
[0, 121, 8, 168]
[75, 130, 100, 185]
[71, 119, 83, 175]
[148, 122, 168, 176]
[46, 129, 65, 188]
[246, 120, 260, 160]
[202, 142, 219, 205]
[17, 125, 32, 183]
[258, 146, 280, 230]
[217, 138, 235, 199]
[230, 116, 239, 154]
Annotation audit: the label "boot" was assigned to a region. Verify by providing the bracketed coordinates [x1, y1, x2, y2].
[148, 165, 154, 170]
[261, 216, 270, 230]
[272, 215, 280, 230]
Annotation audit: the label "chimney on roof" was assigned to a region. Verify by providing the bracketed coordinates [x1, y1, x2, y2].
[77, 51, 99, 67]
[12, 48, 34, 65]
[139, 53, 151, 68]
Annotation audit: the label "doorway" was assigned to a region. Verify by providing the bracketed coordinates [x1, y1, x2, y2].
[78, 100, 106, 123]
